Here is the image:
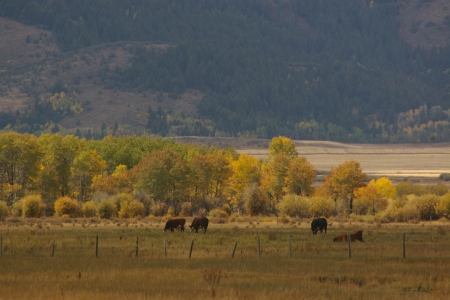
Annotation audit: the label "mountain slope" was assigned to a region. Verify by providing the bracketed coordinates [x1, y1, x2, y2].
[0, 0, 449, 142]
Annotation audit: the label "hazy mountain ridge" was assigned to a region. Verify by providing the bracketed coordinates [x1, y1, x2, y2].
[0, 0, 449, 142]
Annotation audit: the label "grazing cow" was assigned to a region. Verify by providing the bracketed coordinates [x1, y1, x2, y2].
[164, 218, 186, 232]
[333, 230, 364, 242]
[189, 217, 209, 233]
[311, 217, 328, 235]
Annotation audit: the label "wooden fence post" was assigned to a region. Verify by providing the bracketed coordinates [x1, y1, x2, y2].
[347, 232, 352, 258]
[402, 233, 406, 259]
[231, 241, 237, 258]
[189, 240, 194, 259]
[135, 236, 139, 257]
[257, 236, 261, 258]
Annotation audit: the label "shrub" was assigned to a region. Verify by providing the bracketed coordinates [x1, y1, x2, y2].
[243, 184, 269, 216]
[151, 202, 167, 217]
[209, 208, 229, 218]
[382, 198, 420, 222]
[436, 192, 450, 218]
[22, 195, 43, 218]
[11, 200, 23, 217]
[118, 199, 145, 218]
[82, 201, 97, 217]
[277, 194, 310, 218]
[439, 173, 450, 181]
[166, 206, 175, 217]
[308, 196, 335, 217]
[0, 201, 10, 220]
[54, 197, 80, 217]
[221, 204, 232, 216]
[180, 202, 192, 216]
[409, 194, 440, 220]
[97, 198, 116, 219]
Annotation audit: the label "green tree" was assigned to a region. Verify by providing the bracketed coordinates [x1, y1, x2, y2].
[71, 149, 106, 202]
[132, 150, 190, 203]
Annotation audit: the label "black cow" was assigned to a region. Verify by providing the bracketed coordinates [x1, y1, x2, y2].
[164, 218, 186, 232]
[311, 217, 327, 235]
[189, 217, 209, 233]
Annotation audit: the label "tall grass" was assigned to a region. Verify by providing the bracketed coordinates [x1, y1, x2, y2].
[0, 219, 449, 299]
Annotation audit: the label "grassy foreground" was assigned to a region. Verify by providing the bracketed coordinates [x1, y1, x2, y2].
[0, 218, 449, 300]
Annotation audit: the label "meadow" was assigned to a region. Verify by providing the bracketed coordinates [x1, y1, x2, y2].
[1, 217, 450, 299]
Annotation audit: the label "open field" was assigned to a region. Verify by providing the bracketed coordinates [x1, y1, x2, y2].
[171, 137, 450, 185]
[1, 217, 450, 299]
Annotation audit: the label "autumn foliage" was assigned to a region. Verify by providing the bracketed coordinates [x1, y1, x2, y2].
[0, 133, 449, 221]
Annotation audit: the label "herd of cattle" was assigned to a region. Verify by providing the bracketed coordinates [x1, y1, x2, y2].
[164, 216, 363, 242]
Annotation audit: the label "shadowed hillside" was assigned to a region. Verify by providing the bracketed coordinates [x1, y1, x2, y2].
[0, 0, 449, 142]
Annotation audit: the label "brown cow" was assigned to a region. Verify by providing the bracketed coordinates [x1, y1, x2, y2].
[164, 218, 186, 232]
[189, 217, 209, 233]
[333, 230, 364, 242]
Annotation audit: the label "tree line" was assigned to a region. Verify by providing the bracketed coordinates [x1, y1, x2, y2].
[0, 132, 449, 222]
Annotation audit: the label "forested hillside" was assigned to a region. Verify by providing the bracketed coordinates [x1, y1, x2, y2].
[0, 0, 450, 142]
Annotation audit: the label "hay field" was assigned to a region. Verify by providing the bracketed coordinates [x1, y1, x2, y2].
[1, 218, 450, 299]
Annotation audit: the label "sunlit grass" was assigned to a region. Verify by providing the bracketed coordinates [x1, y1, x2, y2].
[1, 219, 450, 299]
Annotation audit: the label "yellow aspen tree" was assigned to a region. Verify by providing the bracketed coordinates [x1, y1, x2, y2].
[323, 159, 366, 215]
[229, 153, 260, 208]
[268, 136, 298, 159]
[285, 156, 317, 196]
[369, 177, 396, 199]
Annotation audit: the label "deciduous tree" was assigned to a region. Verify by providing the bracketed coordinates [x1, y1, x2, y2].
[323, 159, 366, 215]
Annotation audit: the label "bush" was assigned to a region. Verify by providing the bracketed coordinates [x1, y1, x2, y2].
[308, 196, 335, 217]
[11, 200, 23, 217]
[118, 199, 145, 218]
[409, 194, 440, 220]
[243, 184, 269, 216]
[382, 198, 420, 222]
[82, 201, 97, 217]
[209, 208, 229, 218]
[439, 173, 450, 181]
[179, 202, 192, 216]
[221, 204, 232, 216]
[97, 198, 116, 219]
[54, 197, 80, 217]
[0, 201, 10, 220]
[436, 192, 450, 218]
[22, 195, 43, 218]
[277, 194, 310, 218]
[151, 202, 167, 217]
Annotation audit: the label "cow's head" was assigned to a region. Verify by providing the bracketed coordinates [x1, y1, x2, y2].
[311, 227, 318, 235]
[189, 225, 194, 232]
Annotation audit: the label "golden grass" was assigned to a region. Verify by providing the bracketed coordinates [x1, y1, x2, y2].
[1, 219, 450, 299]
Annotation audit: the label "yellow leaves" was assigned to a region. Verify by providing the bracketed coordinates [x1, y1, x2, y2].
[285, 156, 317, 196]
[369, 177, 396, 199]
[268, 136, 297, 158]
[229, 154, 260, 206]
[324, 159, 366, 200]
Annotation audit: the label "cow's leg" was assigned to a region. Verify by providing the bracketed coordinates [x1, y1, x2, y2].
[181, 225, 185, 232]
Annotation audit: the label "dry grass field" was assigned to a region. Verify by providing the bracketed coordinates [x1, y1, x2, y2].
[1, 217, 450, 299]
[171, 137, 450, 186]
